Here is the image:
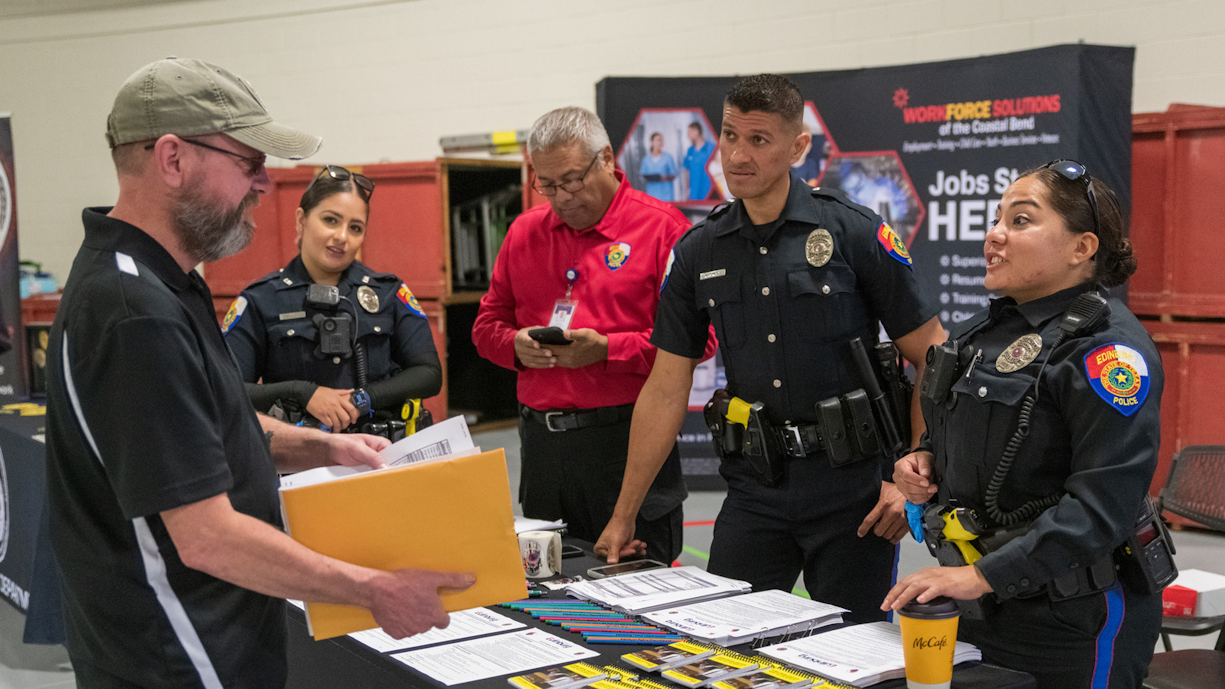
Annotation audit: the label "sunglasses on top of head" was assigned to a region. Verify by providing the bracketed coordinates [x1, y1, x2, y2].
[311, 164, 375, 199]
[1040, 159, 1099, 236]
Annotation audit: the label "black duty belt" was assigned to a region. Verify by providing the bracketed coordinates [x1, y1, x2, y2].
[521, 404, 635, 432]
[767, 423, 825, 459]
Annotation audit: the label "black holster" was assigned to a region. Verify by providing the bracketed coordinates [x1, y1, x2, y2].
[704, 389, 742, 461]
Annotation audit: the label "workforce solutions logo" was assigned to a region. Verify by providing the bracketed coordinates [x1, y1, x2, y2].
[894, 88, 1062, 123]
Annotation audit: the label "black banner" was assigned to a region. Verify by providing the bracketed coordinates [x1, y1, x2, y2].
[0, 413, 45, 616]
[597, 45, 1134, 488]
[0, 115, 24, 401]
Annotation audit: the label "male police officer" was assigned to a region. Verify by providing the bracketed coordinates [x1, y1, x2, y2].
[46, 58, 470, 688]
[595, 74, 945, 622]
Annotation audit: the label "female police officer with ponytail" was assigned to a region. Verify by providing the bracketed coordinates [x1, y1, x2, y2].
[223, 166, 441, 434]
[884, 161, 1168, 688]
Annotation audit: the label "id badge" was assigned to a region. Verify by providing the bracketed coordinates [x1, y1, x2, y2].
[548, 300, 577, 330]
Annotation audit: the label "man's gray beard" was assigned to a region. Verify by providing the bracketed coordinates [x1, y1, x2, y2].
[172, 184, 258, 264]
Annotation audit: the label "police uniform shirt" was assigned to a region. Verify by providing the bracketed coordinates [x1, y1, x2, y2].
[46, 209, 286, 686]
[927, 282, 1164, 600]
[224, 255, 437, 396]
[653, 175, 937, 425]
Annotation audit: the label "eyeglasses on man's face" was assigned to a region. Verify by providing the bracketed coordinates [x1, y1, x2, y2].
[532, 153, 601, 197]
[145, 137, 266, 178]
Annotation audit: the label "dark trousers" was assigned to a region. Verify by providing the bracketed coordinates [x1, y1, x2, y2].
[519, 407, 684, 564]
[708, 452, 895, 624]
[960, 583, 1161, 689]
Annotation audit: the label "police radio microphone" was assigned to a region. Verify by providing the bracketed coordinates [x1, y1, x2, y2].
[1056, 291, 1110, 343]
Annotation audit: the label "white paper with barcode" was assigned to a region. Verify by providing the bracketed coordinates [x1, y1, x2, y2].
[278, 415, 476, 490]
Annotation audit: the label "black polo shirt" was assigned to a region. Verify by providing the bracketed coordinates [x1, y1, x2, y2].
[654, 176, 937, 426]
[46, 208, 286, 687]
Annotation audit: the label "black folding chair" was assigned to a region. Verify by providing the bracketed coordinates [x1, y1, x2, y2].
[1143, 445, 1225, 689]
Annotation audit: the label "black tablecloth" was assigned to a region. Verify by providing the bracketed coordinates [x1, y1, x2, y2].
[286, 541, 1036, 689]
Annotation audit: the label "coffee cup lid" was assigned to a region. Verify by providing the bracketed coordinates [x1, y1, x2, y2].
[899, 596, 960, 619]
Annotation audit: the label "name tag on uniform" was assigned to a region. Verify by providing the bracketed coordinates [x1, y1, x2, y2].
[279, 311, 307, 321]
[699, 269, 726, 280]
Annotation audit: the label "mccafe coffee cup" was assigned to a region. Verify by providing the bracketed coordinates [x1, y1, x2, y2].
[898, 596, 960, 689]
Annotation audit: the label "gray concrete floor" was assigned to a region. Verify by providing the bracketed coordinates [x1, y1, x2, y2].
[1, 425, 1220, 688]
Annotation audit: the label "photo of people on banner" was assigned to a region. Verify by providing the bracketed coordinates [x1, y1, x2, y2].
[817, 152, 923, 247]
[617, 108, 720, 204]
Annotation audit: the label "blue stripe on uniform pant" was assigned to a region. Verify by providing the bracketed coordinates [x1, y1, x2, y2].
[1091, 584, 1126, 689]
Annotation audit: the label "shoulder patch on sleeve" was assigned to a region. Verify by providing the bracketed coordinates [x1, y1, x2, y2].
[1083, 343, 1151, 416]
[396, 283, 428, 319]
[660, 248, 676, 295]
[221, 296, 247, 335]
[876, 222, 913, 267]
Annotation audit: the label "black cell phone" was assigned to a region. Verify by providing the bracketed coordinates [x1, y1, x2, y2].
[561, 544, 584, 559]
[528, 327, 571, 346]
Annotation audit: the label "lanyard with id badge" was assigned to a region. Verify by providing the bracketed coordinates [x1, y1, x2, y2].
[551, 268, 580, 329]
[528, 268, 579, 346]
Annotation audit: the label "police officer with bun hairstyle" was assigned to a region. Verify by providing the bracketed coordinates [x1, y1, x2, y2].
[885, 162, 1171, 688]
[596, 74, 946, 623]
[224, 166, 441, 435]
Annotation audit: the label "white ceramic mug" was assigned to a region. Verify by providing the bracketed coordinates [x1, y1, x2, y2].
[519, 530, 562, 578]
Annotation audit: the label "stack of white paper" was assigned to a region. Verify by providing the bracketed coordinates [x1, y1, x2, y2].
[759, 621, 980, 688]
[566, 566, 751, 614]
[514, 516, 567, 534]
[348, 607, 525, 653]
[278, 415, 478, 490]
[393, 629, 599, 686]
[642, 590, 847, 645]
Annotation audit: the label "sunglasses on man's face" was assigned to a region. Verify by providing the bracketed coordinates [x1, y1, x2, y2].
[1040, 159, 1099, 236]
[314, 164, 375, 199]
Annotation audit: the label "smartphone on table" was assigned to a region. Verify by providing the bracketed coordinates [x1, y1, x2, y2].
[587, 559, 668, 579]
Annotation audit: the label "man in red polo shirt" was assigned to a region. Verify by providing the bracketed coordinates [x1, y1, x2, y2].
[473, 107, 705, 563]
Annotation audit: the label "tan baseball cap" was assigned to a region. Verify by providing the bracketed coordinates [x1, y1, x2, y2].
[105, 57, 321, 160]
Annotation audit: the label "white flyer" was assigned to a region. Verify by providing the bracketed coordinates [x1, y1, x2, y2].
[392, 629, 599, 686]
[348, 607, 525, 653]
[278, 415, 476, 490]
[566, 566, 750, 614]
[642, 589, 846, 643]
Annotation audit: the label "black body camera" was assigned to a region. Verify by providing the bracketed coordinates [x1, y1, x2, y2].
[305, 284, 353, 358]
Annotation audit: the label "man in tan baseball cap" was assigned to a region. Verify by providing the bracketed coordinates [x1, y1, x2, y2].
[45, 58, 472, 688]
[105, 56, 321, 160]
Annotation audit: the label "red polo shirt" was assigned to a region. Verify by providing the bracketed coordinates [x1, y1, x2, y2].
[473, 171, 705, 410]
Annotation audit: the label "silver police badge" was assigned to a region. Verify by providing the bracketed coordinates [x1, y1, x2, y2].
[996, 333, 1043, 373]
[357, 285, 380, 313]
[805, 229, 834, 267]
